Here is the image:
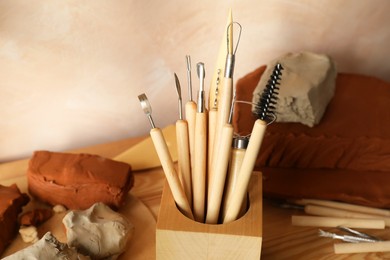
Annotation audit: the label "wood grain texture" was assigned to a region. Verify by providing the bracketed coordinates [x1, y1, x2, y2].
[0, 156, 156, 259]
[156, 172, 262, 259]
[2, 136, 390, 259]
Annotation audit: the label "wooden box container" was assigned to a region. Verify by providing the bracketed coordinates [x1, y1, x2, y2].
[156, 171, 263, 259]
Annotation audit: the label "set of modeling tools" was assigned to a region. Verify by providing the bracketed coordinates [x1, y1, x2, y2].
[138, 13, 283, 224]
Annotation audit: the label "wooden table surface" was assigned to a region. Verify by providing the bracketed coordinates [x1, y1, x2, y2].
[1, 135, 389, 259]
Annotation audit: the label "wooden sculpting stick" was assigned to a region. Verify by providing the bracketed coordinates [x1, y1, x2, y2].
[207, 107, 217, 183]
[208, 10, 233, 189]
[291, 215, 385, 229]
[150, 128, 193, 220]
[305, 204, 390, 227]
[223, 120, 267, 223]
[193, 111, 207, 222]
[176, 120, 192, 207]
[192, 62, 207, 222]
[222, 138, 247, 218]
[208, 9, 233, 109]
[209, 76, 233, 208]
[185, 56, 197, 181]
[294, 198, 390, 217]
[206, 123, 234, 224]
[334, 241, 390, 254]
[174, 73, 192, 207]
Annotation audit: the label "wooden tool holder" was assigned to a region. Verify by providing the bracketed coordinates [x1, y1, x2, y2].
[156, 171, 263, 259]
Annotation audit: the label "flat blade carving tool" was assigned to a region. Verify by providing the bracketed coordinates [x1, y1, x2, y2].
[174, 73, 192, 207]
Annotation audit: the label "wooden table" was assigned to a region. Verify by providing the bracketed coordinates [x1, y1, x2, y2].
[1, 135, 390, 259]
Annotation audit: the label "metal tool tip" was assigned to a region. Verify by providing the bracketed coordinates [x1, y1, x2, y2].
[174, 73, 182, 98]
[197, 62, 205, 78]
[318, 229, 331, 238]
[186, 55, 191, 70]
[138, 93, 152, 115]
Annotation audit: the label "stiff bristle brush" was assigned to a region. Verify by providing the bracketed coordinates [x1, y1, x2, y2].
[253, 63, 283, 122]
[223, 63, 283, 223]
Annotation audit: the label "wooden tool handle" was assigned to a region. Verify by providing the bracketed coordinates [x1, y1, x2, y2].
[305, 204, 390, 226]
[223, 119, 267, 223]
[222, 147, 246, 218]
[206, 124, 233, 224]
[150, 128, 193, 220]
[192, 112, 207, 222]
[207, 108, 217, 199]
[215, 78, 233, 142]
[185, 101, 197, 175]
[176, 120, 192, 207]
[211, 77, 233, 190]
[334, 241, 390, 254]
[291, 215, 385, 229]
[295, 198, 390, 217]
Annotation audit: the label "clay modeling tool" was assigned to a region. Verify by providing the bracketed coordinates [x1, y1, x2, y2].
[334, 241, 390, 254]
[221, 135, 249, 218]
[207, 103, 217, 180]
[215, 21, 241, 132]
[174, 73, 192, 207]
[337, 226, 382, 241]
[208, 10, 233, 178]
[304, 204, 390, 227]
[318, 229, 380, 243]
[192, 62, 207, 222]
[209, 9, 233, 109]
[138, 93, 193, 220]
[185, 55, 197, 182]
[223, 63, 283, 223]
[293, 198, 390, 217]
[206, 96, 235, 224]
[291, 215, 386, 229]
[211, 22, 241, 189]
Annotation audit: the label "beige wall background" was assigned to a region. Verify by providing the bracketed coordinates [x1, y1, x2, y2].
[1, 0, 389, 162]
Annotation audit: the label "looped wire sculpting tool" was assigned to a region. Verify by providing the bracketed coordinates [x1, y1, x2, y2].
[210, 21, 242, 204]
[192, 62, 207, 222]
[185, 55, 197, 185]
[223, 63, 283, 224]
[174, 73, 192, 207]
[209, 9, 233, 110]
[208, 10, 233, 180]
[138, 93, 193, 220]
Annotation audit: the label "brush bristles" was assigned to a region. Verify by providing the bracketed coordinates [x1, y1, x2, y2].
[253, 63, 283, 122]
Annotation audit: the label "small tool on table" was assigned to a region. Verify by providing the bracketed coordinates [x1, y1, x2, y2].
[318, 226, 382, 243]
